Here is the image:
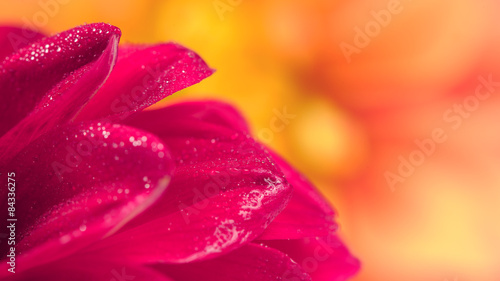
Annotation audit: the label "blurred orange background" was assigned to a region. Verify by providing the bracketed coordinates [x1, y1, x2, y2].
[2, 0, 500, 280]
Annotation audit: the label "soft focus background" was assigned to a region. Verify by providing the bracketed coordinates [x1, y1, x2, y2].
[2, 0, 500, 280]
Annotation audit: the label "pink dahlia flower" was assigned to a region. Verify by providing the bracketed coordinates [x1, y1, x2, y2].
[0, 23, 359, 281]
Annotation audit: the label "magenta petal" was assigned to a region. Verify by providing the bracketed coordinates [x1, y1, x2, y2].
[151, 243, 311, 281]
[155, 100, 250, 133]
[0, 26, 45, 60]
[149, 102, 337, 240]
[0, 122, 173, 274]
[76, 43, 215, 121]
[6, 256, 174, 281]
[264, 235, 360, 281]
[0, 23, 120, 163]
[259, 150, 338, 240]
[124, 100, 250, 139]
[82, 131, 292, 263]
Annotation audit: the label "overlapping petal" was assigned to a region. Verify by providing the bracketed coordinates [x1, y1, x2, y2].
[124, 100, 249, 139]
[76, 105, 292, 263]
[259, 150, 337, 240]
[0, 23, 120, 163]
[76, 44, 215, 122]
[133, 101, 338, 240]
[151, 243, 311, 281]
[7, 256, 173, 281]
[83, 134, 292, 263]
[0, 122, 173, 275]
[264, 235, 360, 281]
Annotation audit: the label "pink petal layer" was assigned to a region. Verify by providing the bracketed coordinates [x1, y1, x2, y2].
[7, 256, 173, 281]
[76, 43, 214, 122]
[151, 243, 311, 281]
[124, 100, 249, 139]
[0, 26, 44, 60]
[263, 235, 360, 281]
[157, 100, 250, 133]
[81, 106, 293, 263]
[157, 102, 337, 240]
[259, 150, 337, 240]
[0, 23, 120, 163]
[0, 122, 173, 274]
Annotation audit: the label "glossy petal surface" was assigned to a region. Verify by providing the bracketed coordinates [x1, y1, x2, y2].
[0, 122, 173, 274]
[152, 243, 311, 281]
[81, 106, 292, 263]
[264, 235, 360, 281]
[259, 150, 337, 240]
[7, 256, 173, 281]
[76, 43, 214, 121]
[124, 100, 249, 139]
[0, 23, 120, 163]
